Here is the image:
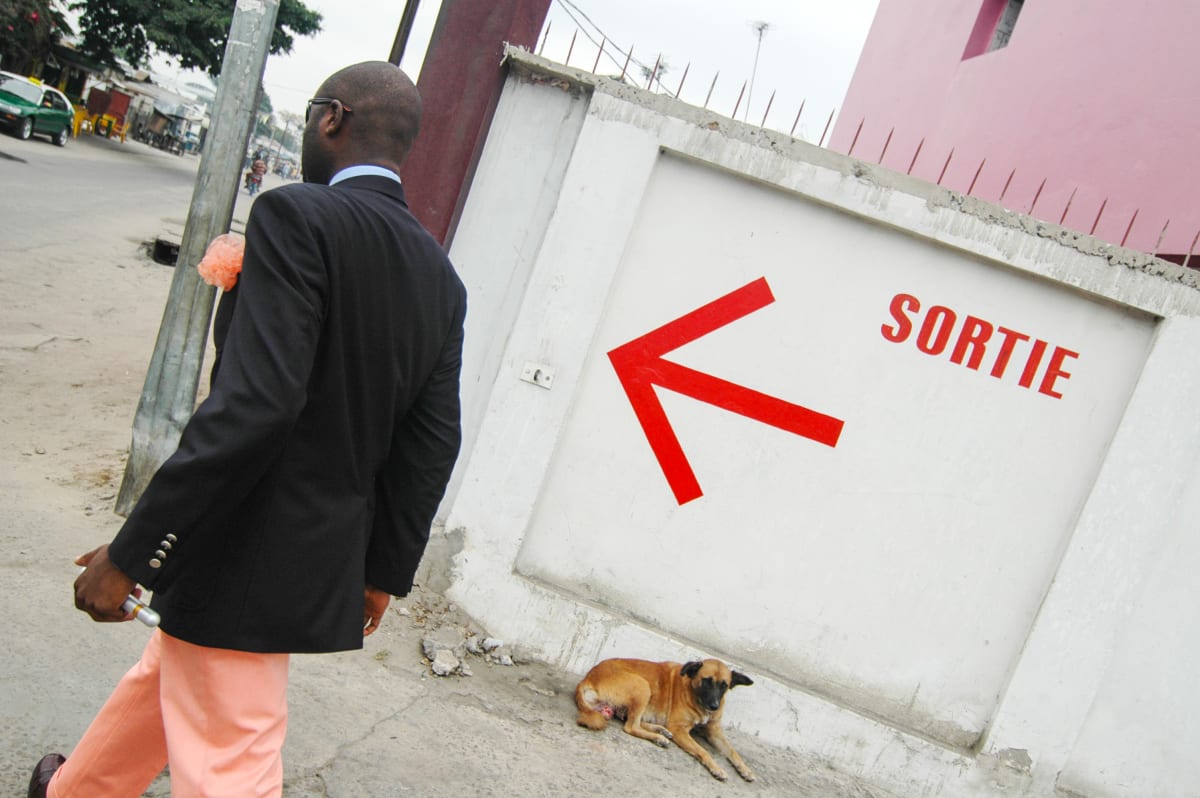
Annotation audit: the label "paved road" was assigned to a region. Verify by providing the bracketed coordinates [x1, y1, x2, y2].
[1, 130, 203, 252]
[0, 129, 895, 797]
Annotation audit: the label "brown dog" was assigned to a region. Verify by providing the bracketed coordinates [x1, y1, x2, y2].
[575, 657, 756, 782]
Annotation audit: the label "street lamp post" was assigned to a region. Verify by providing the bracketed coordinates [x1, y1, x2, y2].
[747, 20, 770, 122]
[271, 117, 291, 166]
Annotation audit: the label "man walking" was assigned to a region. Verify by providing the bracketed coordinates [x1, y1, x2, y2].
[29, 61, 466, 797]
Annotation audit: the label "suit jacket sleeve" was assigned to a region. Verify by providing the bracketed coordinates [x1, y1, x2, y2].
[107, 189, 327, 591]
[366, 291, 466, 597]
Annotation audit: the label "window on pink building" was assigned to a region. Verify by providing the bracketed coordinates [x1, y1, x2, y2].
[963, 0, 1025, 59]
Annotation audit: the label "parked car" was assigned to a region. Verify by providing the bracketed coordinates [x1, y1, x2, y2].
[0, 71, 74, 146]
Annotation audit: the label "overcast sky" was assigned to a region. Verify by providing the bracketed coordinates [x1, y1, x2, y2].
[254, 0, 880, 142]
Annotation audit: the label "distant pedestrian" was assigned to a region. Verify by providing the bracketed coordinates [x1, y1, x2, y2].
[246, 157, 267, 195]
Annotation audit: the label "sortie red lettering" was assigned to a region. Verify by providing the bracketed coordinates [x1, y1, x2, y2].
[880, 292, 1079, 399]
[1038, 346, 1080, 399]
[881, 293, 919, 342]
[916, 306, 956, 355]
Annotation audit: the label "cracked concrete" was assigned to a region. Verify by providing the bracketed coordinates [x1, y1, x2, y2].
[6, 576, 899, 797]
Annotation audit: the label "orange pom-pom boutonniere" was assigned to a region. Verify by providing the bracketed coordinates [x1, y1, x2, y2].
[196, 233, 246, 291]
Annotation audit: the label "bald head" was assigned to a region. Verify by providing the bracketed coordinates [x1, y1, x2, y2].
[301, 61, 422, 185]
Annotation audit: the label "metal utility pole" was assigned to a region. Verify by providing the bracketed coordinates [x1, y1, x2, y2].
[270, 117, 291, 164]
[389, 0, 422, 65]
[116, 0, 281, 514]
[746, 20, 770, 122]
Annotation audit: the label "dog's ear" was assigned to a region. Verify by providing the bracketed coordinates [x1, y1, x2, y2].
[731, 670, 754, 688]
[681, 661, 703, 679]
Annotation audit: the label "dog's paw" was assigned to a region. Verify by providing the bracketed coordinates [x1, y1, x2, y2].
[737, 767, 757, 783]
[653, 734, 672, 748]
[709, 766, 730, 781]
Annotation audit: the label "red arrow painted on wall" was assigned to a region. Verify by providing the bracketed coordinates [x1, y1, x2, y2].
[607, 277, 844, 506]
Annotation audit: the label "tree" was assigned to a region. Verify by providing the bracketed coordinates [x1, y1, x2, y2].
[0, 0, 72, 74]
[68, 0, 321, 76]
[638, 57, 671, 93]
[275, 109, 302, 154]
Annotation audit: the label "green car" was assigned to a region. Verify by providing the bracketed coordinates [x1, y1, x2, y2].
[0, 71, 74, 146]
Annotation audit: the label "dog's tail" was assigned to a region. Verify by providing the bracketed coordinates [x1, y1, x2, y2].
[575, 682, 610, 731]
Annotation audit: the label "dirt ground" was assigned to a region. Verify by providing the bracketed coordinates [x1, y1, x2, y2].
[0, 134, 897, 797]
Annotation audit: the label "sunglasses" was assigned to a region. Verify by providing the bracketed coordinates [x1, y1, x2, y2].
[305, 97, 353, 123]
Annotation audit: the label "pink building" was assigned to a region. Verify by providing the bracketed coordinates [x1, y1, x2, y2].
[831, 0, 1200, 261]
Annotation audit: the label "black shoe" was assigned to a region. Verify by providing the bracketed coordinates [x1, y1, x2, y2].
[27, 753, 65, 798]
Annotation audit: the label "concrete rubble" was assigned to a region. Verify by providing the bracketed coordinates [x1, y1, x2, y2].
[422, 624, 516, 677]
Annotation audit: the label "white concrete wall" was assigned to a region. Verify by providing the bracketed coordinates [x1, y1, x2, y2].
[1057, 415, 1200, 796]
[435, 73, 591, 518]
[442, 49, 1200, 797]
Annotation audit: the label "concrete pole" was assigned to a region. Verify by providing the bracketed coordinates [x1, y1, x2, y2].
[115, 0, 281, 515]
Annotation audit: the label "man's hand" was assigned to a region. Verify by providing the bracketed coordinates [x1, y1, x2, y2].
[74, 545, 137, 623]
[363, 584, 391, 636]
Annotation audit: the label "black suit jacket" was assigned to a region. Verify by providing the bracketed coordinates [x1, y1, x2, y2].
[108, 175, 467, 653]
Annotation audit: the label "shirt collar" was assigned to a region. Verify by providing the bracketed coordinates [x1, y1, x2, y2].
[329, 165, 402, 186]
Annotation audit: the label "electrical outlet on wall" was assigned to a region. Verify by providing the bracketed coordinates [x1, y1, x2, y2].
[520, 362, 554, 389]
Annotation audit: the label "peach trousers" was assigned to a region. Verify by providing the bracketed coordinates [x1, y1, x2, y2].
[48, 629, 289, 798]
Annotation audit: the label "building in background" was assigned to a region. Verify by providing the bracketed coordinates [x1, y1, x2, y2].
[830, 0, 1199, 263]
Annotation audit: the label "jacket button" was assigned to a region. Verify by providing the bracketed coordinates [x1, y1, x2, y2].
[160, 540, 173, 550]
[149, 558, 162, 569]
[165, 533, 178, 543]
[155, 549, 167, 559]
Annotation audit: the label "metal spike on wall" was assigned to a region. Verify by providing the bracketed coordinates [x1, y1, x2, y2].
[999, 168, 1016, 202]
[1182, 229, 1200, 269]
[878, 127, 894, 164]
[1120, 209, 1140, 247]
[818, 109, 834, 148]
[538, 20, 551, 56]
[1059, 187, 1078, 225]
[1152, 218, 1170, 258]
[937, 149, 954, 185]
[1090, 199, 1108, 235]
[907, 138, 924, 175]
[790, 100, 805, 138]
[592, 36, 606, 73]
[967, 158, 986, 196]
[565, 29, 577, 66]
[760, 90, 776, 128]
[847, 118, 864, 157]
[646, 53, 662, 90]
[703, 71, 719, 109]
[619, 45, 633, 82]
[1028, 178, 1047, 213]
[731, 80, 747, 120]
[674, 62, 690, 98]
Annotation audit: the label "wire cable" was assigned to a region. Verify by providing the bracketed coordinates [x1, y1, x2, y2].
[552, 0, 657, 82]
